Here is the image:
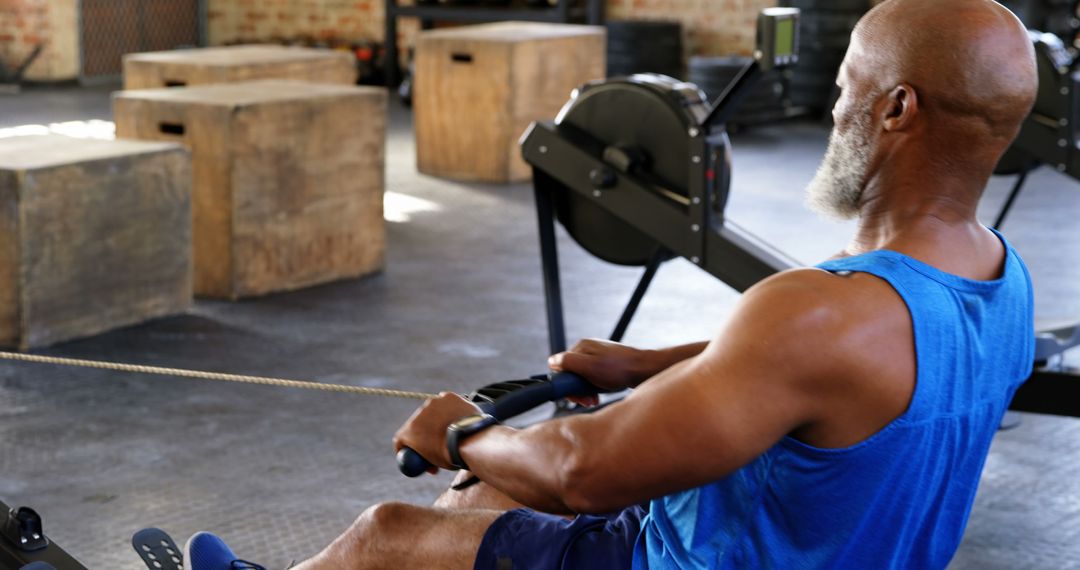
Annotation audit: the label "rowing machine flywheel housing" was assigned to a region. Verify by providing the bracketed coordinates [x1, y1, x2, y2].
[536, 73, 733, 266]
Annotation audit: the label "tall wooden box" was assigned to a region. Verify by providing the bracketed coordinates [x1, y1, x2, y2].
[113, 80, 387, 300]
[414, 22, 605, 183]
[123, 45, 357, 90]
[0, 135, 192, 350]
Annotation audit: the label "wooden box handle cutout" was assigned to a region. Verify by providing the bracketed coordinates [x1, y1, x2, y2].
[158, 122, 185, 136]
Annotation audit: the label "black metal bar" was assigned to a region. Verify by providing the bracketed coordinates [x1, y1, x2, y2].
[1009, 368, 1080, 417]
[555, 0, 568, 23]
[610, 248, 668, 343]
[993, 165, 1033, 230]
[702, 222, 796, 292]
[385, 0, 399, 87]
[534, 171, 568, 355]
[701, 60, 762, 128]
[586, 0, 603, 25]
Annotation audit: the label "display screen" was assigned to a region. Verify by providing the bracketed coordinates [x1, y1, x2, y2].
[775, 19, 795, 57]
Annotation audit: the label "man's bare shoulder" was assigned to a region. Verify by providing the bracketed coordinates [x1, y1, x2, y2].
[721, 267, 915, 446]
[735, 267, 910, 341]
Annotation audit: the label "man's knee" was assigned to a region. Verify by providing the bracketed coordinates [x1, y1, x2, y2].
[350, 501, 418, 538]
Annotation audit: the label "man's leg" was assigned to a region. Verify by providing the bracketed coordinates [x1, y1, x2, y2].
[434, 471, 532, 511]
[292, 502, 502, 570]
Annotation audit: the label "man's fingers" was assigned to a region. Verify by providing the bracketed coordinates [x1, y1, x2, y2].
[548, 354, 591, 375]
[567, 395, 600, 407]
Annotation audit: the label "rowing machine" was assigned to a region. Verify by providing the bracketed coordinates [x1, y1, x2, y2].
[989, 29, 1080, 415]
[522, 9, 1080, 418]
[0, 500, 86, 570]
[520, 8, 803, 355]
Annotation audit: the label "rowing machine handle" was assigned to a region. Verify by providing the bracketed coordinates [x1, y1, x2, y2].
[397, 372, 597, 477]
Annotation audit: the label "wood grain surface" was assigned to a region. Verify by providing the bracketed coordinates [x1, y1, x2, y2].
[0, 135, 192, 349]
[114, 80, 387, 299]
[415, 22, 605, 183]
[123, 45, 357, 89]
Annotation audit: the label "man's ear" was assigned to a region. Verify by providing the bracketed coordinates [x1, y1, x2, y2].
[883, 84, 918, 131]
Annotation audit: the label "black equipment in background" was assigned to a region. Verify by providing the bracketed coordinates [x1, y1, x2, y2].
[989, 28, 1080, 416]
[1000, 0, 1080, 45]
[780, 0, 869, 113]
[521, 7, 803, 356]
[606, 20, 684, 80]
[992, 31, 1080, 354]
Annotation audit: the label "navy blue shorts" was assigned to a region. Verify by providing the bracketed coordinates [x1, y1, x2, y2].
[473, 505, 646, 570]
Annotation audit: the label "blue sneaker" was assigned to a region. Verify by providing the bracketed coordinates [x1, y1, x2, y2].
[184, 532, 266, 570]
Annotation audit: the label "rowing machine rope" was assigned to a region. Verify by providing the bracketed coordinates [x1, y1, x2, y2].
[0, 351, 439, 401]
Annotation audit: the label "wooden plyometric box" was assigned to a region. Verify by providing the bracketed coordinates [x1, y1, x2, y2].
[414, 22, 605, 183]
[123, 45, 357, 90]
[0, 135, 192, 350]
[113, 80, 387, 300]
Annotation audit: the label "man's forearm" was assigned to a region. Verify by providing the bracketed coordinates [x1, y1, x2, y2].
[459, 416, 595, 515]
[454, 343, 709, 511]
[635, 342, 709, 385]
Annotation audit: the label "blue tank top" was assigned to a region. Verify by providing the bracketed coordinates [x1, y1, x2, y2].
[633, 233, 1035, 569]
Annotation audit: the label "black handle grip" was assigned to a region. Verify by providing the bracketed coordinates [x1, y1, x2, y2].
[397, 447, 432, 478]
[395, 372, 599, 477]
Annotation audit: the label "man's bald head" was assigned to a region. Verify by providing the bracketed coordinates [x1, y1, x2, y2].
[806, 0, 1038, 220]
[852, 0, 1037, 139]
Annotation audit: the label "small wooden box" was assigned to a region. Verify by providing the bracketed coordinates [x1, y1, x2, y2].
[113, 80, 387, 300]
[415, 22, 605, 183]
[123, 45, 357, 90]
[0, 135, 192, 350]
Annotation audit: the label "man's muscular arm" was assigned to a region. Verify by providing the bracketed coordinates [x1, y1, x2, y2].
[394, 269, 912, 514]
[548, 339, 709, 392]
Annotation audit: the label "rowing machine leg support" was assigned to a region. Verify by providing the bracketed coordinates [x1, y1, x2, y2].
[535, 175, 568, 356]
[610, 247, 668, 343]
[993, 164, 1034, 230]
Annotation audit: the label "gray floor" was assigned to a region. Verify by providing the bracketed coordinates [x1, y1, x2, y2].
[1, 84, 1080, 569]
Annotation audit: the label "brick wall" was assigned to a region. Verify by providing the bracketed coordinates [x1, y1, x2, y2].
[0, 0, 78, 81]
[0, 0, 780, 81]
[207, 0, 774, 58]
[207, 0, 389, 44]
[608, 0, 777, 57]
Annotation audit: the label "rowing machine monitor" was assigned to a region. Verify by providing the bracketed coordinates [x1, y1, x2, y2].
[520, 8, 803, 355]
[757, 8, 800, 71]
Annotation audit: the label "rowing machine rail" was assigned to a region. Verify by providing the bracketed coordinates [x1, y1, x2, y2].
[0, 500, 87, 570]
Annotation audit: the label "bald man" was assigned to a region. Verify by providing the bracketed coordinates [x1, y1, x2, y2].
[186, 1, 1038, 568]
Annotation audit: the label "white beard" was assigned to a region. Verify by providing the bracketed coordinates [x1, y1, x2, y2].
[805, 114, 873, 220]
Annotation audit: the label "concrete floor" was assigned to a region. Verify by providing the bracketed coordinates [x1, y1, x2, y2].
[1, 83, 1080, 569]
